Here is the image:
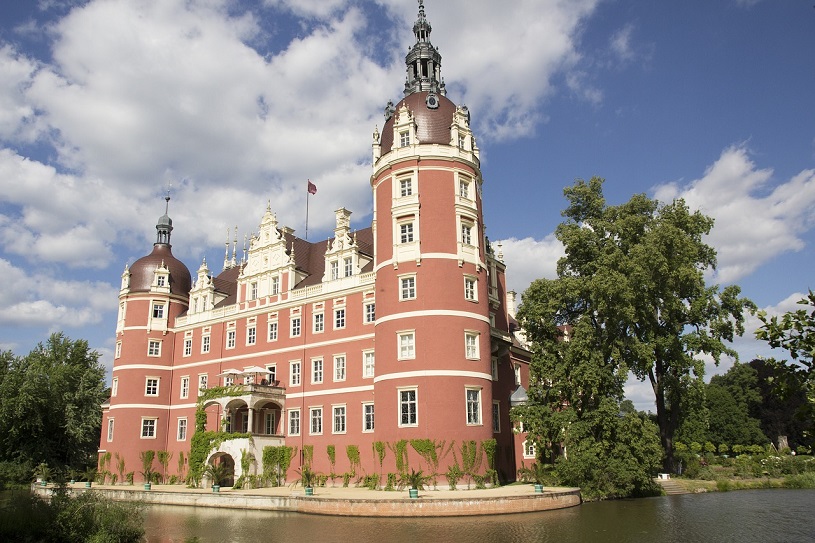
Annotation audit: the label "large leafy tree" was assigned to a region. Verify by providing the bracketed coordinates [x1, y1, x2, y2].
[517, 178, 753, 472]
[755, 291, 815, 447]
[0, 333, 107, 473]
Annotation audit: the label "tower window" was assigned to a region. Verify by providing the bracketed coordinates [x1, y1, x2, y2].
[399, 388, 418, 427]
[399, 178, 413, 197]
[461, 223, 472, 245]
[152, 303, 165, 319]
[400, 222, 414, 244]
[398, 331, 415, 360]
[400, 276, 416, 300]
[466, 388, 482, 425]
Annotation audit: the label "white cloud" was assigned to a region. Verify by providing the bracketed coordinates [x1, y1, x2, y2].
[0, 45, 39, 141]
[0, 258, 117, 328]
[653, 145, 815, 283]
[494, 235, 565, 299]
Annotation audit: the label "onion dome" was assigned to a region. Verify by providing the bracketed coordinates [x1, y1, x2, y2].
[127, 194, 191, 295]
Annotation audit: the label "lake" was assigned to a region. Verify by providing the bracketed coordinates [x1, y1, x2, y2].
[143, 488, 815, 543]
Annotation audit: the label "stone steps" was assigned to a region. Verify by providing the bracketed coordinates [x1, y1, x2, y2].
[655, 477, 690, 495]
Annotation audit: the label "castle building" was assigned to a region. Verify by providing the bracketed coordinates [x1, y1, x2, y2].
[100, 1, 532, 486]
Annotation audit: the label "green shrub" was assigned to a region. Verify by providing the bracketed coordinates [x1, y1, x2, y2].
[716, 478, 732, 491]
[783, 472, 815, 489]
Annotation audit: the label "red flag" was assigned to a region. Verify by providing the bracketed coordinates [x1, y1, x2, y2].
[307, 180, 317, 195]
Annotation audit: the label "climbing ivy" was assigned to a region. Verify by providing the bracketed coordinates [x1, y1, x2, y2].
[389, 440, 409, 474]
[303, 444, 314, 467]
[262, 445, 296, 486]
[346, 445, 360, 475]
[327, 445, 336, 474]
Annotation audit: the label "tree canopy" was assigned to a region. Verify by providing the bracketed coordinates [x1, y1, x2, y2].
[0, 333, 107, 476]
[516, 178, 754, 474]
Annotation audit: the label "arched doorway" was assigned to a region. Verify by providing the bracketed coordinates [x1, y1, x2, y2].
[207, 452, 236, 487]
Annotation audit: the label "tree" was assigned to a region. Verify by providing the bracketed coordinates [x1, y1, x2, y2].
[755, 291, 815, 446]
[517, 178, 753, 473]
[0, 333, 107, 474]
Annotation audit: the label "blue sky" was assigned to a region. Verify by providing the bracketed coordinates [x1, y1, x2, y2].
[1, 0, 813, 410]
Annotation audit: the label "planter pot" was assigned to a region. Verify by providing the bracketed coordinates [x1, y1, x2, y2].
[144, 483, 152, 491]
[70, 480, 75, 485]
[212, 485, 220, 493]
[40, 481, 47, 487]
[409, 488, 419, 499]
[534, 484, 543, 493]
[304, 487, 313, 496]
[85, 482, 92, 488]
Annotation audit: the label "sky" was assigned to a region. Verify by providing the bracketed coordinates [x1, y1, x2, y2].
[1, 0, 813, 411]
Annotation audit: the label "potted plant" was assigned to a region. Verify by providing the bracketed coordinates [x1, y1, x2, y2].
[204, 462, 233, 493]
[83, 467, 97, 488]
[295, 466, 317, 496]
[401, 468, 430, 499]
[140, 450, 156, 490]
[33, 463, 52, 487]
[68, 468, 80, 485]
[517, 462, 548, 493]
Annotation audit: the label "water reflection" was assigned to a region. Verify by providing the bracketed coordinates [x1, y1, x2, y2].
[143, 489, 815, 543]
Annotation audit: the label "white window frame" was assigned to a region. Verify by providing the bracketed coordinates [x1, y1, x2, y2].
[363, 350, 375, 378]
[310, 407, 323, 435]
[147, 340, 161, 357]
[464, 276, 477, 302]
[291, 317, 301, 338]
[364, 303, 375, 324]
[202, 335, 210, 353]
[312, 358, 323, 384]
[332, 405, 347, 434]
[198, 374, 208, 391]
[334, 355, 346, 382]
[399, 177, 413, 196]
[288, 409, 301, 436]
[344, 257, 353, 277]
[290, 360, 301, 387]
[334, 308, 346, 329]
[459, 178, 470, 199]
[152, 303, 165, 319]
[491, 357, 499, 381]
[461, 223, 473, 245]
[399, 221, 414, 244]
[145, 377, 159, 397]
[524, 440, 536, 459]
[271, 276, 280, 295]
[265, 411, 276, 435]
[247, 326, 256, 345]
[330, 260, 339, 280]
[465, 331, 480, 360]
[180, 376, 190, 399]
[115, 341, 122, 359]
[141, 417, 158, 439]
[111, 377, 118, 397]
[268, 321, 278, 342]
[399, 130, 410, 148]
[313, 313, 324, 333]
[177, 418, 188, 441]
[250, 282, 258, 300]
[398, 331, 416, 360]
[362, 402, 375, 432]
[398, 388, 418, 427]
[183, 338, 192, 357]
[466, 387, 482, 426]
[226, 329, 236, 349]
[107, 418, 114, 442]
[399, 275, 416, 301]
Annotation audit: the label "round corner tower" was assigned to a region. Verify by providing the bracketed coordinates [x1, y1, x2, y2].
[370, 1, 493, 449]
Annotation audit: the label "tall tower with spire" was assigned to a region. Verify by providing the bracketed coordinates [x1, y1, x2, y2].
[370, 0, 496, 451]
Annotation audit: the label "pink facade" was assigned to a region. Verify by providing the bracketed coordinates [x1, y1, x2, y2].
[99, 1, 533, 486]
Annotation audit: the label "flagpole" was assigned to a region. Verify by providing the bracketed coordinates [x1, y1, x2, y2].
[305, 190, 310, 240]
[305, 179, 316, 240]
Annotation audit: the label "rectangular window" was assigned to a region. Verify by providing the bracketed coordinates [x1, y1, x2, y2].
[202, 335, 210, 353]
[177, 418, 188, 441]
[147, 340, 161, 357]
[465, 332, 479, 359]
[524, 440, 536, 459]
[157, 275, 166, 287]
[461, 223, 472, 245]
[399, 389, 418, 427]
[400, 178, 412, 196]
[250, 282, 258, 300]
[145, 377, 159, 396]
[115, 341, 122, 359]
[183, 338, 192, 356]
[265, 412, 276, 434]
[492, 401, 501, 433]
[271, 277, 280, 295]
[291, 317, 301, 337]
[241, 412, 248, 433]
[152, 303, 165, 319]
[141, 418, 157, 439]
[334, 308, 346, 329]
[344, 257, 353, 277]
[180, 376, 190, 399]
[313, 313, 324, 333]
[333, 405, 346, 434]
[459, 178, 470, 198]
[399, 222, 414, 243]
[111, 377, 118, 397]
[290, 361, 301, 386]
[399, 131, 410, 148]
[363, 351, 375, 378]
[491, 357, 499, 381]
[334, 356, 346, 381]
[266, 365, 277, 385]
[398, 332, 415, 360]
[226, 330, 236, 349]
[107, 418, 114, 442]
[466, 388, 482, 425]
[400, 276, 416, 300]
[330, 260, 339, 280]
[514, 364, 521, 386]
[288, 409, 301, 436]
[310, 407, 323, 435]
[363, 403, 375, 432]
[464, 277, 477, 301]
[198, 374, 208, 391]
[247, 326, 256, 345]
[267, 321, 278, 342]
[312, 359, 323, 384]
[365, 303, 375, 324]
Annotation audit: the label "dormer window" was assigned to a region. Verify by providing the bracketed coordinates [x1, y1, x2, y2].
[344, 257, 353, 277]
[400, 131, 410, 147]
[271, 277, 279, 295]
[250, 282, 258, 300]
[330, 261, 339, 281]
[156, 275, 166, 287]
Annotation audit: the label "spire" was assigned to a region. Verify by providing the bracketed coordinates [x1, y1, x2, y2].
[404, 0, 445, 97]
[155, 186, 173, 246]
